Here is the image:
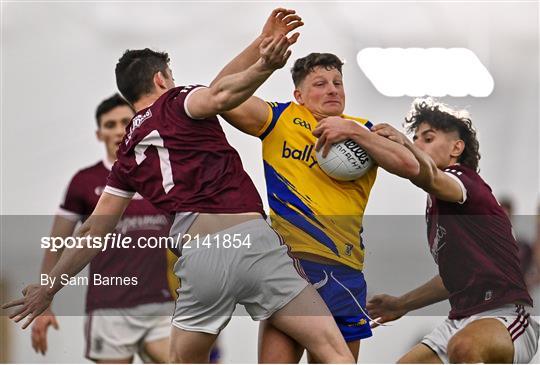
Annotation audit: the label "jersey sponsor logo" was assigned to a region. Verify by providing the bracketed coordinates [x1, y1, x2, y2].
[281, 141, 317, 168]
[126, 109, 153, 144]
[345, 243, 353, 256]
[431, 224, 447, 263]
[292, 117, 312, 131]
[115, 214, 169, 234]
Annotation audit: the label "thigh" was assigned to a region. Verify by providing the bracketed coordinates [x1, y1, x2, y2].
[140, 311, 172, 363]
[141, 338, 169, 364]
[258, 320, 304, 363]
[449, 318, 514, 363]
[398, 343, 443, 364]
[268, 285, 353, 363]
[169, 325, 218, 363]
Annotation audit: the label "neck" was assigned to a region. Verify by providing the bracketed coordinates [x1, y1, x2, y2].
[133, 93, 160, 112]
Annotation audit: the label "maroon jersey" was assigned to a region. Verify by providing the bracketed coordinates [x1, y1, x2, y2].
[426, 164, 532, 319]
[60, 160, 173, 312]
[105, 85, 264, 216]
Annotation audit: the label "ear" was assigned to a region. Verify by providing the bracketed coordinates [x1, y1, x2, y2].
[293, 89, 304, 105]
[153, 71, 167, 91]
[450, 139, 465, 159]
[96, 129, 103, 142]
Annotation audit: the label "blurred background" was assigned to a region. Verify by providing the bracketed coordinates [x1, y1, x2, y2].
[1, 1, 539, 363]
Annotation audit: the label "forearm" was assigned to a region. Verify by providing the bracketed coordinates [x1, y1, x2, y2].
[208, 59, 273, 114]
[41, 248, 62, 275]
[44, 215, 118, 296]
[399, 275, 450, 313]
[402, 139, 439, 189]
[210, 36, 264, 87]
[350, 126, 419, 178]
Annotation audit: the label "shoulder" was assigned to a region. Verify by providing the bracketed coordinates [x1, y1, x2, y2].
[257, 101, 294, 139]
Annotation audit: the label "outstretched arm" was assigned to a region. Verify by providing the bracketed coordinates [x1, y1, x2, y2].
[210, 8, 303, 136]
[366, 275, 449, 328]
[313, 117, 420, 178]
[2, 193, 131, 328]
[186, 34, 294, 120]
[210, 8, 302, 87]
[31, 216, 78, 354]
[372, 123, 464, 202]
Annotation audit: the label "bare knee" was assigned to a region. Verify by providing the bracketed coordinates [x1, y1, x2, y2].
[447, 335, 481, 363]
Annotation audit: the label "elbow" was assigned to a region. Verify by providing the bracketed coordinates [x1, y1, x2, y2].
[209, 86, 236, 114]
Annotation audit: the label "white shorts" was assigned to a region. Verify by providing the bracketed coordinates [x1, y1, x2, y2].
[171, 218, 309, 334]
[85, 301, 174, 361]
[422, 304, 539, 363]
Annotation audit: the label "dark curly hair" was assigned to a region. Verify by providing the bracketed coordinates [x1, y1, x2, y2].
[115, 48, 170, 104]
[405, 99, 481, 172]
[291, 53, 344, 87]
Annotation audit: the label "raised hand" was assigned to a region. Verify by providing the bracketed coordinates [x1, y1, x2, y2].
[2, 283, 53, 329]
[261, 8, 303, 46]
[31, 308, 59, 355]
[366, 294, 408, 328]
[259, 34, 294, 71]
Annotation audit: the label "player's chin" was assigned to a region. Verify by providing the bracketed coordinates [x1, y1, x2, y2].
[322, 104, 343, 116]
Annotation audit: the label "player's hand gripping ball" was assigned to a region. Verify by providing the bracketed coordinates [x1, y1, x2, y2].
[316, 133, 373, 181]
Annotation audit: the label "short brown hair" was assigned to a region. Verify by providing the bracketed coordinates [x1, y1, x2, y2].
[115, 48, 170, 104]
[291, 53, 344, 87]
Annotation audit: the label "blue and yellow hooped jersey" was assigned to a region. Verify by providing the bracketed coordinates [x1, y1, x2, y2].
[257, 101, 377, 270]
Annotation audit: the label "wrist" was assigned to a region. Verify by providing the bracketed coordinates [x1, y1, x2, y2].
[350, 121, 370, 139]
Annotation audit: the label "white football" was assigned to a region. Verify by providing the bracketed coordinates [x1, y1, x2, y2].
[316, 139, 373, 181]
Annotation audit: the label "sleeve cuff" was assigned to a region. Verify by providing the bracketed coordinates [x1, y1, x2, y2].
[104, 186, 135, 199]
[184, 86, 208, 120]
[444, 172, 467, 204]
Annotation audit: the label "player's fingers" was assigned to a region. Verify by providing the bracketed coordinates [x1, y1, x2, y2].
[51, 316, 59, 330]
[276, 9, 290, 20]
[2, 297, 25, 309]
[287, 22, 304, 35]
[42, 332, 48, 355]
[260, 36, 273, 50]
[31, 330, 39, 352]
[322, 138, 333, 158]
[282, 14, 301, 24]
[22, 312, 39, 329]
[315, 134, 325, 152]
[12, 306, 32, 322]
[270, 8, 287, 19]
[287, 32, 300, 45]
[282, 50, 292, 64]
[274, 35, 289, 55]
